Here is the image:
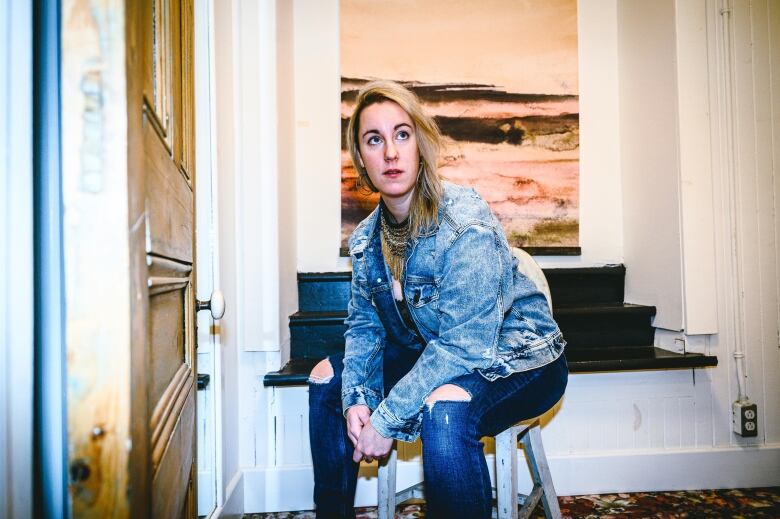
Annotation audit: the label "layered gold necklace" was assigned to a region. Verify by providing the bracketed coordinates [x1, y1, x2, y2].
[380, 207, 410, 283]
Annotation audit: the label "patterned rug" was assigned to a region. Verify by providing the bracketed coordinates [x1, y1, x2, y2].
[245, 486, 780, 518]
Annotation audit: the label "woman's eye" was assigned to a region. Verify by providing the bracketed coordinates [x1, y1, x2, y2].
[396, 130, 409, 141]
[367, 135, 382, 146]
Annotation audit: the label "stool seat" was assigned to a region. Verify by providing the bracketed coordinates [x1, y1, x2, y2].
[377, 419, 562, 519]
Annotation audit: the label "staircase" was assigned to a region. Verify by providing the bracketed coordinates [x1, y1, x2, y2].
[264, 266, 717, 386]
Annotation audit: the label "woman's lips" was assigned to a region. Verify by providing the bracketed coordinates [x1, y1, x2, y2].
[383, 169, 403, 177]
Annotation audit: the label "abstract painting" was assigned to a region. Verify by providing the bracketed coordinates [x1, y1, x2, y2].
[340, 0, 580, 254]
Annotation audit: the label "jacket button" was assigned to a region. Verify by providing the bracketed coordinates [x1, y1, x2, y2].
[377, 278, 382, 282]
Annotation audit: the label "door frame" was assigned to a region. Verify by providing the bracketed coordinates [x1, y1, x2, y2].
[195, 0, 226, 514]
[33, 0, 69, 516]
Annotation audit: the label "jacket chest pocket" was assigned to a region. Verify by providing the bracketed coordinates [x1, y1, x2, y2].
[408, 282, 439, 308]
[406, 280, 439, 335]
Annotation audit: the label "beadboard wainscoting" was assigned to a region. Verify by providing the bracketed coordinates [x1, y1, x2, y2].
[243, 379, 780, 512]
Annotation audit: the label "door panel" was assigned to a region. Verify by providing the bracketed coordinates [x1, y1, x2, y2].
[143, 119, 194, 262]
[152, 393, 195, 519]
[65, 0, 196, 515]
[147, 257, 192, 401]
[140, 0, 197, 515]
[179, 0, 195, 178]
[148, 300, 188, 403]
[147, 0, 173, 148]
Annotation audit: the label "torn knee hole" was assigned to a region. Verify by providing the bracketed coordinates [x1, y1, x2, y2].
[424, 384, 471, 409]
[308, 359, 334, 384]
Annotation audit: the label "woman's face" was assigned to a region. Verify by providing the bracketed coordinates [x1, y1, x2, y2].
[357, 101, 420, 203]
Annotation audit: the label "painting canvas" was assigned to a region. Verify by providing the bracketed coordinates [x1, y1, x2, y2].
[340, 0, 580, 254]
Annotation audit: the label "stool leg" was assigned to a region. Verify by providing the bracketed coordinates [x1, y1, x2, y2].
[495, 426, 519, 519]
[377, 442, 398, 519]
[524, 424, 561, 519]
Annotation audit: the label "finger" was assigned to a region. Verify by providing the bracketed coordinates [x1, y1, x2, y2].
[348, 424, 362, 447]
[347, 417, 360, 438]
[352, 447, 363, 464]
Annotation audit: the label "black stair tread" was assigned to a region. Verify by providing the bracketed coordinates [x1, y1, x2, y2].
[565, 347, 718, 372]
[263, 348, 718, 387]
[298, 266, 626, 279]
[544, 265, 625, 275]
[553, 303, 656, 316]
[290, 303, 656, 322]
[263, 357, 320, 386]
[299, 272, 352, 282]
[290, 311, 347, 324]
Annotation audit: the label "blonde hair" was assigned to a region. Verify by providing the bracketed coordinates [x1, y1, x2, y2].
[346, 80, 443, 237]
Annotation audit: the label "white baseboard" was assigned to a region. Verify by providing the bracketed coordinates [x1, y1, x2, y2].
[211, 470, 245, 519]
[198, 470, 216, 517]
[242, 444, 780, 513]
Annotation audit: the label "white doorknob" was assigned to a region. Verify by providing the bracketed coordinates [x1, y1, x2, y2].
[197, 289, 226, 320]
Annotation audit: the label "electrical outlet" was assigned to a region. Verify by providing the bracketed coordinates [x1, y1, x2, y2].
[732, 401, 758, 437]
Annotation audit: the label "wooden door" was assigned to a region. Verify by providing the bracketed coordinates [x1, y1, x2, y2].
[64, 0, 196, 517]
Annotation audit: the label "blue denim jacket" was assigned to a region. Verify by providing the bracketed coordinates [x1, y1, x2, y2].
[342, 182, 566, 441]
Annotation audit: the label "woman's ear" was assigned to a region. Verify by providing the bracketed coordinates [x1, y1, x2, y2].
[357, 153, 365, 168]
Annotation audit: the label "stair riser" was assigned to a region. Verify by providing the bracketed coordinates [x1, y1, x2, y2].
[299, 268, 627, 312]
[545, 276, 624, 306]
[298, 280, 351, 312]
[548, 288, 624, 307]
[290, 321, 654, 355]
[556, 314, 655, 348]
[290, 323, 348, 359]
[561, 328, 655, 349]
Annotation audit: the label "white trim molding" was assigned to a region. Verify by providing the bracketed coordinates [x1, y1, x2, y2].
[0, 1, 34, 517]
[211, 470, 245, 519]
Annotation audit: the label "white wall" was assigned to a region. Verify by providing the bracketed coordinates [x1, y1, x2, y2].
[675, 0, 718, 335]
[704, 0, 780, 449]
[0, 2, 33, 517]
[277, 0, 298, 365]
[294, 0, 346, 273]
[618, 0, 685, 331]
[211, 1, 302, 516]
[618, 0, 719, 333]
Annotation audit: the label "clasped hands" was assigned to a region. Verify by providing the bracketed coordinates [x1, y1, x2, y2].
[346, 404, 394, 463]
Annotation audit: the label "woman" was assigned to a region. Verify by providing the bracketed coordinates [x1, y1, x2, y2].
[308, 80, 568, 519]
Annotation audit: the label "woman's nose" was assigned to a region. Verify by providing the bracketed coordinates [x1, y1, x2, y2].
[384, 141, 398, 161]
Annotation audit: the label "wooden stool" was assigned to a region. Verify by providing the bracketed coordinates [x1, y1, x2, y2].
[376, 419, 562, 519]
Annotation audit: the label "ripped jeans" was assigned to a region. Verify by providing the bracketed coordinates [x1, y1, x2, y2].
[308, 341, 569, 519]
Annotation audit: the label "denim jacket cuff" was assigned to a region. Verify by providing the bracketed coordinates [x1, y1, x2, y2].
[370, 401, 419, 442]
[341, 386, 382, 417]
